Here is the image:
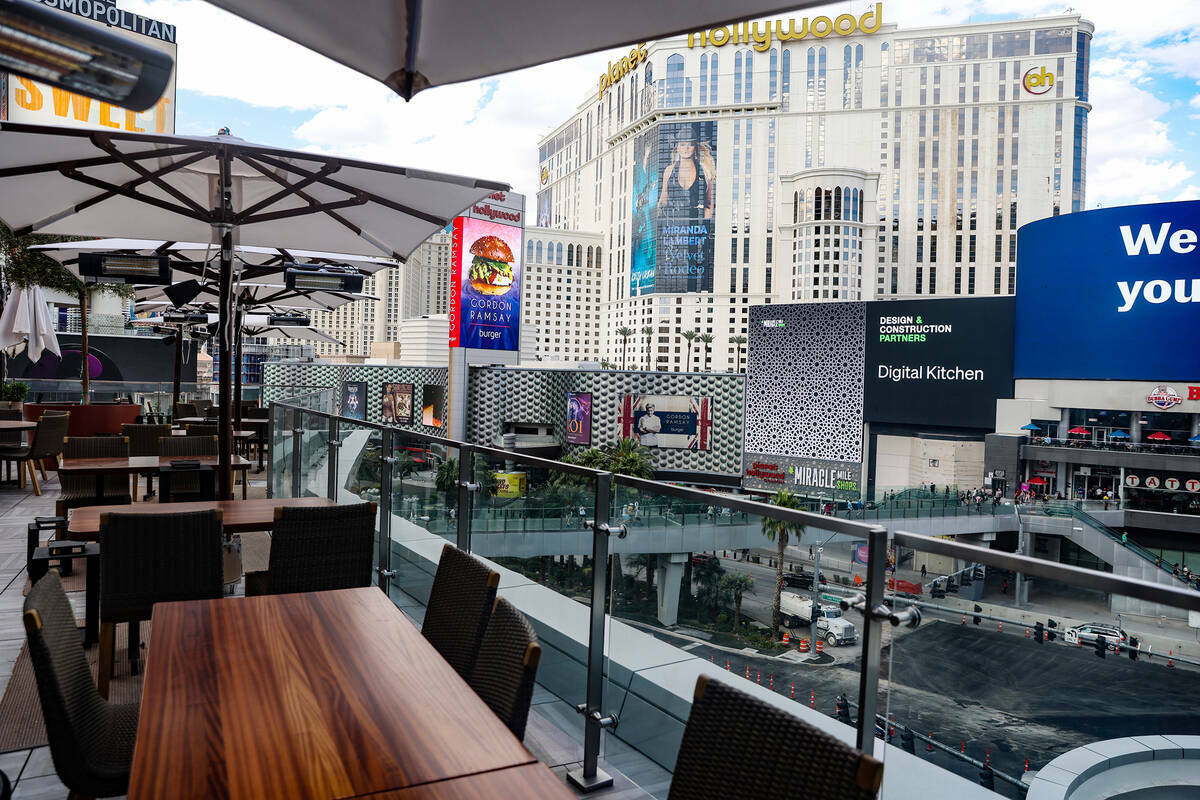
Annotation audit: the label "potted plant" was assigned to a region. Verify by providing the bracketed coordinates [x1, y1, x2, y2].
[0, 380, 28, 410]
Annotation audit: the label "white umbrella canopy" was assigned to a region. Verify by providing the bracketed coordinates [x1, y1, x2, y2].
[0, 285, 61, 362]
[0, 125, 499, 257]
[135, 313, 343, 345]
[133, 284, 377, 311]
[206, 0, 832, 98]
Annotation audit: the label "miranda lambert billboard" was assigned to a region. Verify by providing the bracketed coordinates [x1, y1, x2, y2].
[631, 121, 717, 296]
[450, 214, 523, 351]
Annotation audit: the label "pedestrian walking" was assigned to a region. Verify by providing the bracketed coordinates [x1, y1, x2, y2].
[809, 545, 814, 560]
[1002, 578, 1008, 595]
[921, 564, 927, 579]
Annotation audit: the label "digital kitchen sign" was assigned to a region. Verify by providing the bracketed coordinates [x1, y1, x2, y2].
[864, 297, 1014, 429]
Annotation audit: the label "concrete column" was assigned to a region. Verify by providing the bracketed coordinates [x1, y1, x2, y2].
[1056, 460, 1069, 499]
[1131, 411, 1142, 444]
[655, 553, 688, 627]
[1059, 407, 1070, 439]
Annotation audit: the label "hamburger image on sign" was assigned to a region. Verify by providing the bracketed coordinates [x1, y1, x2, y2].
[468, 235, 515, 296]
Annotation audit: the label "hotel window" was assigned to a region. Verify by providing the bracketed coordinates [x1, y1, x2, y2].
[744, 50, 754, 101]
[929, 266, 937, 294]
[994, 265, 1002, 294]
[968, 265, 976, 293]
[700, 54, 709, 105]
[954, 265, 962, 294]
[665, 54, 685, 107]
[770, 49, 778, 101]
[730, 239, 738, 264]
[526, 240, 534, 261]
[915, 267, 923, 294]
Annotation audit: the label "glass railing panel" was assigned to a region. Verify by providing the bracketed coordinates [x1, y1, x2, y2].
[467, 444, 601, 770]
[386, 435, 459, 614]
[878, 534, 1200, 798]
[331, 418, 385, 581]
[269, 403, 292, 498]
[296, 410, 329, 498]
[605, 479, 872, 794]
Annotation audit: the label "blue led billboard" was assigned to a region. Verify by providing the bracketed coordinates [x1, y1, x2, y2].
[1015, 200, 1200, 380]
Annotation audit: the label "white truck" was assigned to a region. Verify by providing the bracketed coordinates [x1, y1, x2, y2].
[779, 592, 859, 646]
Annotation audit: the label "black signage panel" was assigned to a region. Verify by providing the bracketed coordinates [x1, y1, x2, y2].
[864, 297, 1014, 429]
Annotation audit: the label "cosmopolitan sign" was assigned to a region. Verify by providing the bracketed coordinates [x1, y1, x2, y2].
[1016, 200, 1200, 380]
[688, 4, 883, 50]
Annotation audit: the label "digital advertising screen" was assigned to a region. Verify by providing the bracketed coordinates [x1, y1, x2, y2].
[630, 120, 717, 296]
[565, 391, 592, 445]
[381, 382, 413, 424]
[340, 381, 367, 420]
[8, 333, 197, 385]
[537, 190, 551, 227]
[1016, 200, 1200, 380]
[863, 297, 1014, 429]
[619, 394, 712, 450]
[495, 472, 527, 499]
[449, 215, 523, 350]
[421, 385, 445, 428]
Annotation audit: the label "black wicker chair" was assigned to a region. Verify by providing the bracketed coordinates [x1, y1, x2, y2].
[0, 408, 23, 483]
[422, 544, 499, 682]
[24, 572, 138, 798]
[97, 509, 224, 698]
[185, 423, 218, 437]
[470, 597, 541, 741]
[56, 436, 132, 521]
[244, 502, 377, 596]
[172, 402, 197, 420]
[7, 412, 69, 495]
[158, 434, 218, 502]
[121, 423, 171, 500]
[669, 675, 884, 800]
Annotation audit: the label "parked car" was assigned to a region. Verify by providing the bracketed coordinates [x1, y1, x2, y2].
[1064, 622, 1128, 650]
[783, 570, 827, 590]
[690, 553, 718, 568]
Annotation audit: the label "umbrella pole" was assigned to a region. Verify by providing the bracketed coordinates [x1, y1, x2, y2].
[234, 304, 244, 434]
[172, 325, 182, 410]
[79, 289, 89, 404]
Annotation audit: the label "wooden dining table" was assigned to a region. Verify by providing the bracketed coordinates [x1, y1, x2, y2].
[66, 496, 336, 539]
[129, 587, 573, 800]
[0, 420, 36, 431]
[177, 417, 269, 469]
[58, 454, 253, 500]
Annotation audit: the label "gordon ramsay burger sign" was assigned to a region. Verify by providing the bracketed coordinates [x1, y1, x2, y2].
[449, 191, 525, 351]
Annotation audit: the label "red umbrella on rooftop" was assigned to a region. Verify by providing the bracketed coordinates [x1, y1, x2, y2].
[1028, 477, 1047, 485]
[1147, 432, 1172, 441]
[1068, 426, 1090, 435]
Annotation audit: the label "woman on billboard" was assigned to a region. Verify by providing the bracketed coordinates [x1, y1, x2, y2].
[658, 123, 715, 293]
[630, 132, 658, 295]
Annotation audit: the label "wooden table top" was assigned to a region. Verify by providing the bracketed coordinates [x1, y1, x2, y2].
[0, 420, 36, 431]
[58, 454, 251, 475]
[129, 588, 540, 800]
[67, 497, 336, 537]
[358, 764, 573, 799]
[170, 429, 255, 438]
[177, 416, 268, 427]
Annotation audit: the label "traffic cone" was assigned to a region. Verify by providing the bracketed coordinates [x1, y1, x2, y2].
[745, 665, 750, 679]
[810, 690, 815, 708]
[998, 623, 1003, 633]
[816, 638, 825, 655]
[1025, 627, 1030, 638]
[961, 740, 965, 754]
[962, 614, 966, 624]
[783, 631, 790, 645]
[888, 715, 895, 740]
[1169, 650, 1174, 667]
[756, 670, 761, 684]
[790, 682, 795, 699]
[1024, 758, 1029, 772]
[799, 638, 810, 653]
[927, 733, 934, 752]
[725, 659, 730, 671]
[986, 748, 990, 766]
[769, 674, 774, 691]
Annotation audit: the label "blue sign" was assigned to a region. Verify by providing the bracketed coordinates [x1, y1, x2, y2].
[1015, 201, 1200, 380]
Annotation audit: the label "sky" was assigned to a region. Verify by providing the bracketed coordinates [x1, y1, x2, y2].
[121, 0, 1200, 211]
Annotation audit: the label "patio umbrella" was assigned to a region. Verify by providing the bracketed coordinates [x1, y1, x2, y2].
[1020, 423, 1041, 431]
[1147, 432, 1172, 441]
[1067, 427, 1090, 435]
[0, 122, 505, 498]
[0, 284, 61, 362]
[1189, 434, 1200, 443]
[1028, 477, 1047, 485]
[1108, 430, 1131, 439]
[206, 0, 833, 99]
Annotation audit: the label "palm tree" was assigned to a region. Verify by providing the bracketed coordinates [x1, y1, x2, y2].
[681, 330, 697, 371]
[693, 556, 726, 615]
[730, 334, 747, 373]
[616, 327, 634, 369]
[602, 437, 655, 479]
[761, 488, 805, 631]
[698, 333, 714, 371]
[720, 571, 755, 629]
[641, 325, 654, 371]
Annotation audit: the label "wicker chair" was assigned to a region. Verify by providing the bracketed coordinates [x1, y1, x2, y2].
[194, 398, 214, 416]
[470, 597, 541, 740]
[668, 675, 884, 800]
[7, 412, 70, 495]
[97, 509, 224, 698]
[0, 408, 23, 482]
[172, 402, 197, 420]
[121, 423, 171, 500]
[244, 502, 377, 596]
[158, 434, 217, 502]
[422, 544, 499, 682]
[23, 572, 139, 798]
[56, 436, 132, 521]
[185, 423, 218, 437]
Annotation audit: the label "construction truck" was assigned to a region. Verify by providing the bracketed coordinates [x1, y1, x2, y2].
[779, 591, 858, 646]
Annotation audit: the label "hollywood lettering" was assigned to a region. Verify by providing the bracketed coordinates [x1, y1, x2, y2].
[598, 43, 648, 99]
[471, 203, 521, 223]
[747, 461, 785, 485]
[688, 4, 882, 51]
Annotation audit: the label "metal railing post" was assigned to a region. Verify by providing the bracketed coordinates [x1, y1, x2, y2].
[290, 408, 302, 498]
[266, 402, 276, 499]
[855, 526, 890, 756]
[377, 428, 394, 595]
[568, 471, 616, 793]
[326, 415, 339, 501]
[456, 445, 474, 552]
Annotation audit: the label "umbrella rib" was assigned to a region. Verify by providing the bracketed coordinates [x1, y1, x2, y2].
[0, 143, 208, 179]
[91, 134, 211, 217]
[60, 167, 211, 224]
[233, 161, 343, 222]
[239, 196, 371, 225]
[247, 151, 449, 228]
